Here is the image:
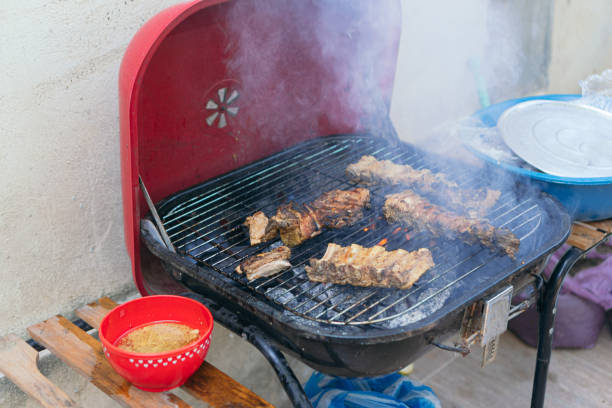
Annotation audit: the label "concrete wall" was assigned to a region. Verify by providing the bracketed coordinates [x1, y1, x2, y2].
[0, 0, 181, 338]
[390, 0, 553, 147]
[548, 0, 612, 93]
[1, 0, 611, 406]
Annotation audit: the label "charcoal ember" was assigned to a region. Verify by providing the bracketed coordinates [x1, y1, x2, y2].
[380, 288, 452, 329]
[265, 287, 295, 305]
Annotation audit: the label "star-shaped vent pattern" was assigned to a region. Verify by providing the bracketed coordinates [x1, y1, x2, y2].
[205, 87, 239, 129]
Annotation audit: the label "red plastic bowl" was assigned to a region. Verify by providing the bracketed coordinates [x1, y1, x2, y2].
[99, 295, 213, 392]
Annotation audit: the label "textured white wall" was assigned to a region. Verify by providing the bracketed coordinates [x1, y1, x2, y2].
[0, 0, 181, 337]
[391, 0, 487, 144]
[390, 0, 554, 147]
[0, 0, 610, 343]
[0, 0, 611, 406]
[548, 0, 612, 93]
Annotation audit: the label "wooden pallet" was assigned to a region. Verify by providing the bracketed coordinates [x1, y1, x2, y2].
[0, 297, 273, 408]
[566, 219, 612, 252]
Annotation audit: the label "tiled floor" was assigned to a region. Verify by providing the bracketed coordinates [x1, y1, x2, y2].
[412, 329, 612, 408]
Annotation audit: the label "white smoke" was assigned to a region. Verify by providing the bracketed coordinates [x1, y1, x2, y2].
[224, 0, 401, 143]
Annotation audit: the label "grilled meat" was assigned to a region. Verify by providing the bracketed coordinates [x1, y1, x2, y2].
[244, 211, 279, 245]
[273, 188, 370, 247]
[308, 188, 371, 229]
[273, 202, 322, 247]
[346, 155, 500, 217]
[306, 243, 434, 289]
[383, 190, 519, 258]
[245, 188, 370, 247]
[235, 246, 292, 281]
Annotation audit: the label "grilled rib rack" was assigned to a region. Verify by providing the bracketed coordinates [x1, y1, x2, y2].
[143, 134, 570, 377]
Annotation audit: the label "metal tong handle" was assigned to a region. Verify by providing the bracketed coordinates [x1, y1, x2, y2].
[138, 176, 176, 253]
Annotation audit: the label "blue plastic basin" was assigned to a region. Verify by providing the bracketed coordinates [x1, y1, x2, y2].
[472, 94, 612, 221]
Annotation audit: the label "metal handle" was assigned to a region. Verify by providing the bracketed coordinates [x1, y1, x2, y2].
[138, 176, 175, 253]
[427, 337, 471, 356]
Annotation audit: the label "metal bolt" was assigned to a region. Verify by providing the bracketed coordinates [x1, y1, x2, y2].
[552, 307, 557, 315]
[549, 327, 554, 336]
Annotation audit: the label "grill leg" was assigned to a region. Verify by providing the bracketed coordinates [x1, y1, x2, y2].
[182, 292, 313, 408]
[530, 247, 581, 408]
[244, 326, 314, 408]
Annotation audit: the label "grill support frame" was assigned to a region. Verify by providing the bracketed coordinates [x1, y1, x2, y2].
[149, 236, 575, 408]
[139, 134, 573, 406]
[153, 135, 571, 330]
[530, 247, 582, 408]
[182, 292, 314, 408]
[143, 222, 594, 408]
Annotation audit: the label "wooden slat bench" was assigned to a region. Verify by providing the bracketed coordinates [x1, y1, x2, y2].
[0, 297, 273, 408]
[566, 220, 612, 251]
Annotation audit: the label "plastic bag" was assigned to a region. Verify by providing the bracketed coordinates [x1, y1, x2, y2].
[458, 69, 612, 169]
[578, 69, 612, 112]
[509, 239, 612, 349]
[304, 372, 441, 408]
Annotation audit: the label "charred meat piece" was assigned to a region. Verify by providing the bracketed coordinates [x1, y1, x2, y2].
[346, 155, 501, 217]
[244, 211, 279, 245]
[306, 243, 434, 289]
[273, 188, 370, 247]
[245, 188, 370, 247]
[235, 246, 292, 281]
[309, 188, 371, 228]
[383, 190, 519, 258]
[273, 203, 322, 247]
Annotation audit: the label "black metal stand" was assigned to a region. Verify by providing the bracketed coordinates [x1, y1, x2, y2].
[243, 326, 313, 408]
[182, 244, 599, 408]
[530, 247, 582, 408]
[183, 292, 313, 408]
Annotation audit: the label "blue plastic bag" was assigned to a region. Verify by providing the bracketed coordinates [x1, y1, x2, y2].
[304, 372, 441, 408]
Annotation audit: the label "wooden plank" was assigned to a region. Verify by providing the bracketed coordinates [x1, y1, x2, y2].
[183, 363, 274, 408]
[77, 297, 274, 408]
[75, 296, 117, 327]
[28, 316, 190, 408]
[566, 223, 606, 251]
[588, 219, 612, 233]
[0, 334, 78, 408]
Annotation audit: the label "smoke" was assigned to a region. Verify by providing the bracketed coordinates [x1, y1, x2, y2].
[223, 0, 552, 223]
[390, 0, 551, 164]
[224, 0, 400, 143]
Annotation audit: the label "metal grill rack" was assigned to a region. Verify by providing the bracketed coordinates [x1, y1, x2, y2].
[158, 135, 546, 325]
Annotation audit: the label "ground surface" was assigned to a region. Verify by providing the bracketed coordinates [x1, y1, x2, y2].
[412, 328, 612, 408]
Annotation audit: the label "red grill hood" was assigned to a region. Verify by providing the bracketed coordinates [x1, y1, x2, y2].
[119, 0, 401, 294]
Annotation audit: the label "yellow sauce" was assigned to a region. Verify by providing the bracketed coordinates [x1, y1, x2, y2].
[115, 322, 200, 354]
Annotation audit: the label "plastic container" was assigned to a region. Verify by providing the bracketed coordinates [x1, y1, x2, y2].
[471, 94, 612, 221]
[99, 295, 213, 392]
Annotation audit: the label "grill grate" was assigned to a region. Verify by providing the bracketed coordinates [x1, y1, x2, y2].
[158, 135, 545, 325]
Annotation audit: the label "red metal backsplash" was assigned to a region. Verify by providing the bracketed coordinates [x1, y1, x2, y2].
[120, 0, 400, 293]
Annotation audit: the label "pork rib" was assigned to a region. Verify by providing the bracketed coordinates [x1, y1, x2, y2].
[383, 190, 519, 258]
[346, 155, 500, 216]
[235, 246, 292, 281]
[244, 211, 279, 246]
[306, 243, 434, 289]
[245, 188, 370, 247]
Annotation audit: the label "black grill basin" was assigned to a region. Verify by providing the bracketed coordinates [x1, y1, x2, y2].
[141, 135, 571, 376]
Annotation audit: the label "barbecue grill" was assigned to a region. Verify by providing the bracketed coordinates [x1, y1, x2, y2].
[119, 1, 572, 406]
